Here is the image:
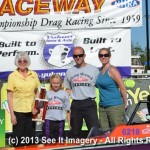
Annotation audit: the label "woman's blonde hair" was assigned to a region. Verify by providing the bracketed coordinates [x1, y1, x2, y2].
[49, 74, 64, 90]
[98, 47, 111, 56]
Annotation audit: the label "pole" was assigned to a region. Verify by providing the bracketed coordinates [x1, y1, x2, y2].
[146, 0, 150, 69]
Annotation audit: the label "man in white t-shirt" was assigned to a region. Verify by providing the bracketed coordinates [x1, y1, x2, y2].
[63, 46, 100, 138]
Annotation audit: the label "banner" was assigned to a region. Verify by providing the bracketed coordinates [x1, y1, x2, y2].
[1, 78, 150, 133]
[0, 109, 5, 147]
[1, 83, 12, 133]
[124, 79, 150, 123]
[0, 0, 142, 31]
[0, 29, 131, 80]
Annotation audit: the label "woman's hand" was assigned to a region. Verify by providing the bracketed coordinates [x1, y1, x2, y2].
[68, 124, 72, 130]
[32, 108, 38, 115]
[11, 114, 17, 125]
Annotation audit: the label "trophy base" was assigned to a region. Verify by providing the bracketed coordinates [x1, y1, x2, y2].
[32, 118, 45, 122]
[35, 97, 48, 102]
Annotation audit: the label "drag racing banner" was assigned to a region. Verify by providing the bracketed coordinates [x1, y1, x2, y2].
[0, 29, 131, 80]
[0, 0, 142, 31]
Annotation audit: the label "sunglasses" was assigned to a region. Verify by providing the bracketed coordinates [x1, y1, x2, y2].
[99, 53, 110, 58]
[73, 54, 84, 58]
[18, 60, 27, 64]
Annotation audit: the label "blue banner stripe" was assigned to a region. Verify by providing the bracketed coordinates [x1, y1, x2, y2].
[0, 67, 131, 80]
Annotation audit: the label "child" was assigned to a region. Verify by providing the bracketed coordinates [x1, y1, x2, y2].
[43, 74, 70, 142]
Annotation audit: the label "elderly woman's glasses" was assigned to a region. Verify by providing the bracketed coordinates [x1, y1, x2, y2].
[18, 60, 27, 64]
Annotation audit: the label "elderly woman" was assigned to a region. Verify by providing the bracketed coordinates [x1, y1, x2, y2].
[7, 51, 40, 146]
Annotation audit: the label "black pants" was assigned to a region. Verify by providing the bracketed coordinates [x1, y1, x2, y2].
[12, 112, 35, 146]
[43, 119, 65, 142]
[70, 99, 99, 139]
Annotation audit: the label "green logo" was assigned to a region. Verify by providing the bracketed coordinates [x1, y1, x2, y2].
[124, 79, 136, 88]
[0, 109, 5, 147]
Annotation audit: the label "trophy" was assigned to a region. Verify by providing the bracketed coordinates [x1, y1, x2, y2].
[32, 78, 48, 122]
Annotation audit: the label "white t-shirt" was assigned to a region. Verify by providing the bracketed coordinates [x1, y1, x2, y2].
[63, 64, 99, 100]
[45, 90, 70, 121]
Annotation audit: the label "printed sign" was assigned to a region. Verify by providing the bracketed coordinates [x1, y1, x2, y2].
[0, 29, 131, 80]
[0, 0, 142, 31]
[124, 78, 150, 123]
[43, 33, 75, 67]
[0, 109, 5, 147]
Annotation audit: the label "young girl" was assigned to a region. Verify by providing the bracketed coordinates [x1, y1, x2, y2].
[43, 74, 70, 141]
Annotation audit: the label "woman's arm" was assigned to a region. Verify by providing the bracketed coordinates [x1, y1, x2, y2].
[109, 66, 128, 109]
[7, 90, 17, 125]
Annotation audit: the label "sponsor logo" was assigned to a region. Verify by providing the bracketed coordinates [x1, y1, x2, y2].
[0, 110, 5, 147]
[48, 101, 61, 106]
[111, 0, 140, 8]
[73, 77, 88, 82]
[43, 33, 76, 67]
[2, 100, 10, 113]
[142, 128, 150, 134]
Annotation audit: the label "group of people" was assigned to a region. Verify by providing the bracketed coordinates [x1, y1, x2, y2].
[7, 46, 128, 146]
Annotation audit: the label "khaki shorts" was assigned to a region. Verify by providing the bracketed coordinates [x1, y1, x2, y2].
[99, 104, 125, 132]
